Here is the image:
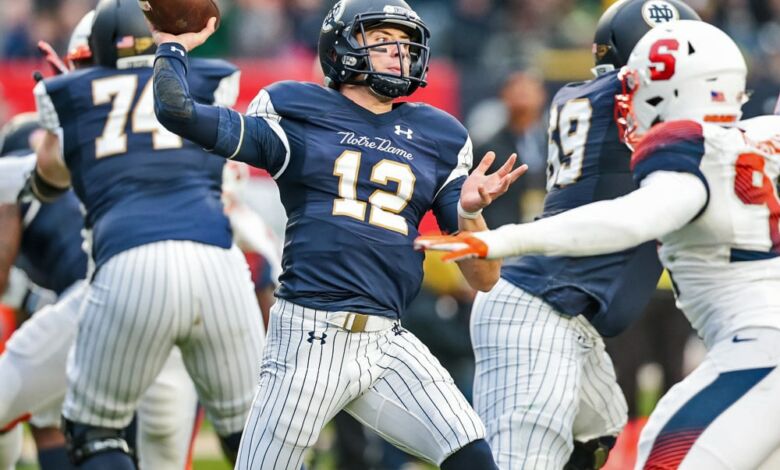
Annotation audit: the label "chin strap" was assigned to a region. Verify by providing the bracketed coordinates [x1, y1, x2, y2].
[366, 73, 411, 99]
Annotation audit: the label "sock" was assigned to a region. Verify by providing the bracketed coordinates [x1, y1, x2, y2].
[440, 439, 498, 470]
[38, 446, 76, 470]
[78, 451, 136, 470]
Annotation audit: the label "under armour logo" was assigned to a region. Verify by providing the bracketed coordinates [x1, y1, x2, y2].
[643, 2, 677, 25]
[392, 323, 405, 336]
[170, 45, 185, 57]
[307, 331, 327, 344]
[394, 125, 413, 140]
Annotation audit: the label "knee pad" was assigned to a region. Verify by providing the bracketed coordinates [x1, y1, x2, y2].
[564, 436, 617, 470]
[62, 418, 135, 466]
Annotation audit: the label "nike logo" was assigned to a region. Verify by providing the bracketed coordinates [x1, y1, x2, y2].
[732, 335, 757, 343]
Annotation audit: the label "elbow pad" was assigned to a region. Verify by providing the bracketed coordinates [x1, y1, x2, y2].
[153, 59, 195, 126]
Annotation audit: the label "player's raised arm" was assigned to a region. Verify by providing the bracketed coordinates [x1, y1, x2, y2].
[30, 83, 71, 203]
[150, 19, 286, 169]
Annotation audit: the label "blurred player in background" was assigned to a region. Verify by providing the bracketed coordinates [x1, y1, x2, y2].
[0, 12, 201, 469]
[0, 112, 79, 470]
[420, 1, 698, 469]
[150, 0, 527, 468]
[0, 114, 201, 470]
[30, 1, 265, 468]
[0, 28, 206, 466]
[418, 19, 780, 470]
[222, 161, 282, 326]
[478, 1, 695, 468]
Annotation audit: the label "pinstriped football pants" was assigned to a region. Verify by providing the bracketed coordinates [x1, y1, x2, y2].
[62, 240, 265, 436]
[236, 299, 486, 469]
[471, 279, 627, 470]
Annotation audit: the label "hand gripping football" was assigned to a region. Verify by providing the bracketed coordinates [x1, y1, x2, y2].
[138, 0, 220, 35]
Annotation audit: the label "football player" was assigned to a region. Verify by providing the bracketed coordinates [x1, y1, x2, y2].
[148, 0, 525, 468]
[0, 114, 199, 470]
[28, 0, 265, 468]
[423, 1, 697, 469]
[417, 20, 780, 470]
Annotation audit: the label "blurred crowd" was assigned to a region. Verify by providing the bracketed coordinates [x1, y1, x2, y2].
[2, 0, 780, 116]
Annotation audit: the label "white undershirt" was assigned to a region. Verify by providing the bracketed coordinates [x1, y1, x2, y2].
[478, 171, 708, 258]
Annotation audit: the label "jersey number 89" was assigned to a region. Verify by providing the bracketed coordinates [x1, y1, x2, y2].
[547, 98, 593, 189]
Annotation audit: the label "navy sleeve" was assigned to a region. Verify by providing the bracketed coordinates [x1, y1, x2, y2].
[431, 176, 465, 234]
[153, 44, 287, 171]
[153, 44, 219, 150]
[428, 108, 472, 234]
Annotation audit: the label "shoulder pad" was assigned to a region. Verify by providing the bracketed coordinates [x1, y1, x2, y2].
[631, 120, 704, 170]
[261, 81, 334, 119]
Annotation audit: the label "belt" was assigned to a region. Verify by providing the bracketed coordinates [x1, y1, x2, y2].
[326, 312, 397, 333]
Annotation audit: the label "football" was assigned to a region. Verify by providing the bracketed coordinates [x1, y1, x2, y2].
[138, 0, 220, 35]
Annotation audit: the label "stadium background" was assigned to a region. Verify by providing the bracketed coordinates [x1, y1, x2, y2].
[1, 0, 778, 468]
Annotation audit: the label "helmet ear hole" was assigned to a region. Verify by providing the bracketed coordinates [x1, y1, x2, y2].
[646, 96, 664, 107]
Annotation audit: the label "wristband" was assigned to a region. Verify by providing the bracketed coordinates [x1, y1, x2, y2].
[457, 201, 483, 219]
[155, 42, 189, 68]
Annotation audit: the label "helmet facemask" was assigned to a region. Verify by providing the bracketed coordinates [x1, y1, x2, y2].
[321, 6, 431, 99]
[344, 14, 429, 98]
[615, 68, 643, 147]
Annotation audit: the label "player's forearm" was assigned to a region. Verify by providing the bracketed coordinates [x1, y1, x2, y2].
[153, 44, 219, 150]
[456, 214, 500, 291]
[33, 131, 70, 202]
[478, 171, 707, 258]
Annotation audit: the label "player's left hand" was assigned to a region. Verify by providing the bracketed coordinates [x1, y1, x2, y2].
[149, 17, 217, 52]
[413, 231, 490, 262]
[460, 152, 527, 213]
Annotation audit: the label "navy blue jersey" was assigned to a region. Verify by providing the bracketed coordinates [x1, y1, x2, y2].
[16, 193, 87, 295]
[501, 71, 663, 337]
[238, 82, 471, 318]
[34, 59, 238, 267]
